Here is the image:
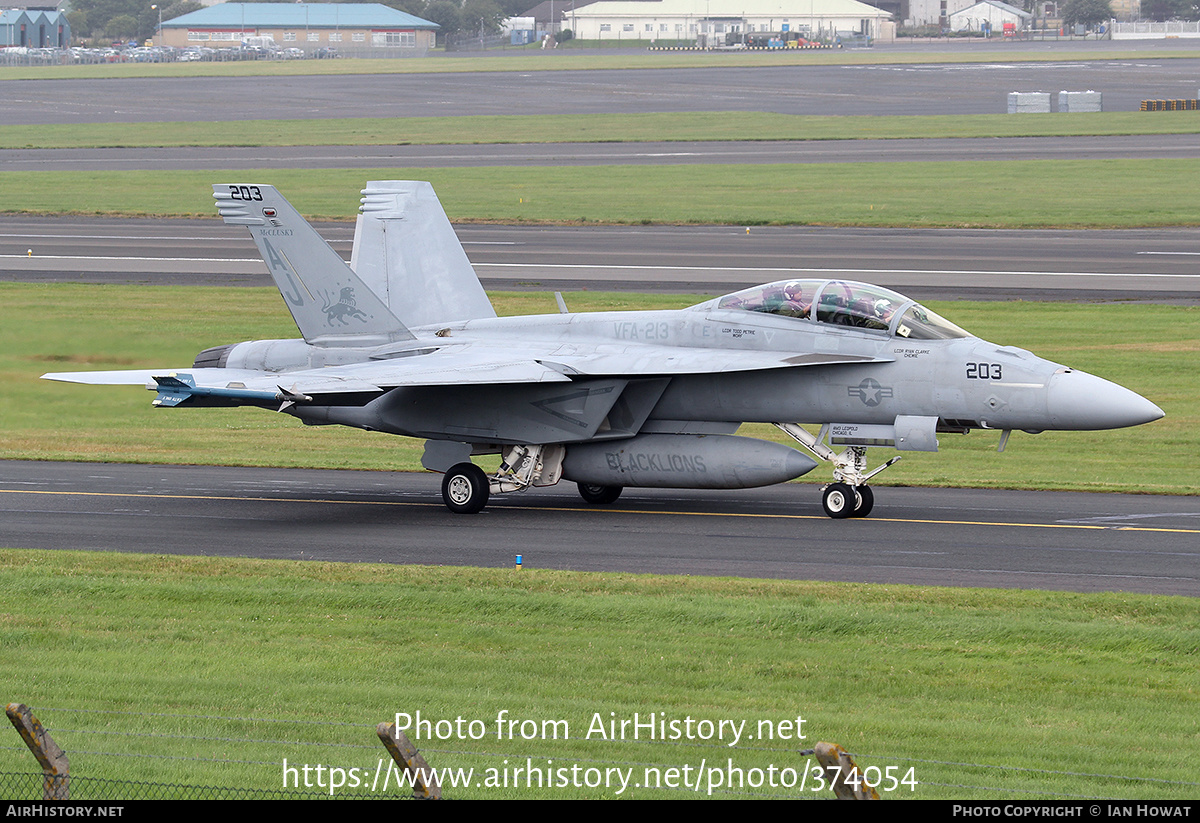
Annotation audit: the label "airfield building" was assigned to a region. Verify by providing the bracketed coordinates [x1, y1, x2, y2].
[946, 0, 1031, 32]
[0, 7, 71, 48]
[564, 0, 895, 43]
[159, 3, 439, 54]
[905, 0, 1043, 27]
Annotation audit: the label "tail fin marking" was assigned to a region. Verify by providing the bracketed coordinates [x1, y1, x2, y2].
[214, 184, 413, 346]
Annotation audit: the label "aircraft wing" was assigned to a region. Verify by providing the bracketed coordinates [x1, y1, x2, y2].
[42, 355, 572, 406]
[43, 368, 282, 388]
[42, 368, 390, 395]
[42, 345, 889, 402]
[233, 354, 575, 391]
[535, 345, 886, 377]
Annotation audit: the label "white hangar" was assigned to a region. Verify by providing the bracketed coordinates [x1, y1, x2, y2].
[564, 0, 895, 43]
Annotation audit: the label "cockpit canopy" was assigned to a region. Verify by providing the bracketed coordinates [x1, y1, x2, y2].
[701, 280, 971, 340]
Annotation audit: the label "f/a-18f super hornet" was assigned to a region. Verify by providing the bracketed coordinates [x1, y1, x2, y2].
[43, 182, 1164, 517]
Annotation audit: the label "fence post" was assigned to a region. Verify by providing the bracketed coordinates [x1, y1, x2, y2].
[376, 722, 442, 799]
[6, 703, 69, 800]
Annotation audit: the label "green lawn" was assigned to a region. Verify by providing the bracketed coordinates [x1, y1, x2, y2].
[0, 550, 1195, 799]
[4, 111, 1198, 149]
[6, 160, 1200, 228]
[6, 47, 1200, 81]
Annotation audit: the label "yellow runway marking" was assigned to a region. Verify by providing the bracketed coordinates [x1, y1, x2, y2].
[4, 488, 1198, 535]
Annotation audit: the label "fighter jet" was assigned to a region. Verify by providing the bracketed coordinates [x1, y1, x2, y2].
[43, 182, 1164, 518]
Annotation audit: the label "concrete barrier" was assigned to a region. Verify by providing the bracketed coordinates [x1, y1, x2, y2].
[1059, 90, 1102, 112]
[1008, 92, 1051, 113]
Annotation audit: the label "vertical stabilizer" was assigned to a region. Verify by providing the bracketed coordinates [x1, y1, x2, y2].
[214, 184, 413, 346]
[351, 181, 497, 328]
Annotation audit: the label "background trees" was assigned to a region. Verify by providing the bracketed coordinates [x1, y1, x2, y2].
[1141, 0, 1200, 19]
[1059, 0, 1113, 27]
[68, 0, 203, 43]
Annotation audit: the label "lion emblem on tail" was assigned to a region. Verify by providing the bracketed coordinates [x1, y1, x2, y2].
[322, 287, 368, 325]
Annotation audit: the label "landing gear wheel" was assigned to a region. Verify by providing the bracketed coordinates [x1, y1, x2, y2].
[822, 482, 857, 519]
[850, 485, 874, 518]
[577, 483, 622, 505]
[442, 462, 489, 514]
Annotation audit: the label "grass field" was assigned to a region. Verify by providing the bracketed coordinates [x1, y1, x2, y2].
[4, 111, 1199, 149]
[7, 159, 1200, 228]
[5, 47, 1200, 81]
[5, 283, 1193, 495]
[0, 550, 1196, 799]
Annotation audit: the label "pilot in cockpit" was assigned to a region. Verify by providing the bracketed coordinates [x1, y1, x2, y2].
[762, 281, 811, 319]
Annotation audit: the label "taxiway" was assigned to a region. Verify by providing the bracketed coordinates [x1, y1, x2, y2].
[2, 461, 1195, 595]
[4, 217, 1200, 301]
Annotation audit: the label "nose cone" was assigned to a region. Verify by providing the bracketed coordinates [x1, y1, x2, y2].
[1046, 370, 1164, 430]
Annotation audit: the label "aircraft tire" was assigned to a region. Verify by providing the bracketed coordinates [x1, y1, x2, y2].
[822, 483, 857, 519]
[850, 485, 874, 518]
[442, 462, 489, 514]
[576, 483, 622, 505]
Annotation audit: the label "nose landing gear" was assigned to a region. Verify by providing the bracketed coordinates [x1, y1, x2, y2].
[774, 423, 896, 520]
[821, 482, 874, 519]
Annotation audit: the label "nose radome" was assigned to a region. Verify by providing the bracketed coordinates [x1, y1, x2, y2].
[1046, 369, 1164, 431]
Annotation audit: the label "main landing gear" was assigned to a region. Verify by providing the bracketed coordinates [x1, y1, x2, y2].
[439, 444, 565, 513]
[576, 483, 622, 505]
[441, 452, 626, 513]
[442, 462, 489, 514]
[774, 423, 897, 520]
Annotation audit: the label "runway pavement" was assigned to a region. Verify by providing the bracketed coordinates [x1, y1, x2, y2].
[2, 461, 1196, 595]
[3, 216, 1200, 301]
[4, 58, 1200, 124]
